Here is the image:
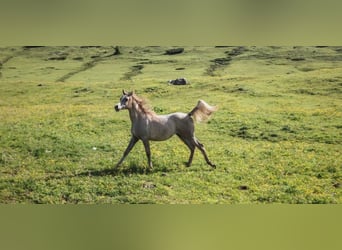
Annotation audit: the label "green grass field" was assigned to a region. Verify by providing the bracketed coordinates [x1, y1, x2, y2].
[0, 46, 341, 203]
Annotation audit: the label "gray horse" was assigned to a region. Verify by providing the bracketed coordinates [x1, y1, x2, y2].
[114, 90, 217, 169]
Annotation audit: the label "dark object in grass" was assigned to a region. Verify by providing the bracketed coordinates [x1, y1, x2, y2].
[165, 48, 184, 55]
[291, 57, 305, 61]
[333, 182, 340, 188]
[103, 46, 121, 57]
[23, 46, 45, 49]
[239, 185, 249, 190]
[48, 56, 67, 61]
[168, 78, 188, 85]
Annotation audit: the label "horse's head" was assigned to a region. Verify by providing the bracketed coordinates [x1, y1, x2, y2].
[114, 90, 133, 111]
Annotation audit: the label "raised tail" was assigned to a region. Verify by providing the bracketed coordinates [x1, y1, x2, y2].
[188, 100, 217, 122]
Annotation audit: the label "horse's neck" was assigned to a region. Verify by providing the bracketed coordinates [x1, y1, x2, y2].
[128, 102, 146, 122]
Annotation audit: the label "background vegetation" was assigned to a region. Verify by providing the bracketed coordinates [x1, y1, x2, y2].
[0, 46, 341, 203]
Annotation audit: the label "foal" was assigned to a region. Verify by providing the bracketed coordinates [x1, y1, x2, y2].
[114, 90, 217, 169]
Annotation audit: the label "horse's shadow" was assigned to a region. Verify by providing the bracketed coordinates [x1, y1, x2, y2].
[42, 166, 146, 182]
[74, 163, 174, 178]
[45, 162, 204, 182]
[76, 168, 119, 177]
[73, 158, 218, 178]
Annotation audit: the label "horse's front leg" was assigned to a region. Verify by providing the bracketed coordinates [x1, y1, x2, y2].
[115, 136, 139, 168]
[142, 139, 153, 169]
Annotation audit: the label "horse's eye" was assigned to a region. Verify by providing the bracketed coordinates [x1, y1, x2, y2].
[122, 97, 128, 103]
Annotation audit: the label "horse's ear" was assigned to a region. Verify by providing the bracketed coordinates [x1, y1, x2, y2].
[128, 90, 134, 96]
[122, 89, 127, 95]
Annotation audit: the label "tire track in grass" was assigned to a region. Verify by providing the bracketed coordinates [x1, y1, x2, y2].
[120, 64, 144, 81]
[205, 46, 247, 76]
[0, 48, 25, 79]
[56, 58, 101, 82]
[56, 46, 120, 82]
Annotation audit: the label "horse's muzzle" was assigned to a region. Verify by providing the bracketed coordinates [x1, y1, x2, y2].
[114, 105, 120, 112]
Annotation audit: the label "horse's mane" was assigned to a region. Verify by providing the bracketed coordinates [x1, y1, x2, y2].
[132, 94, 155, 115]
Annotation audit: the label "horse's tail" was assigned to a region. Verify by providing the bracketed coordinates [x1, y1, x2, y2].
[188, 100, 217, 123]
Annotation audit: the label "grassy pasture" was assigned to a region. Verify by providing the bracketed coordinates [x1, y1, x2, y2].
[0, 46, 341, 203]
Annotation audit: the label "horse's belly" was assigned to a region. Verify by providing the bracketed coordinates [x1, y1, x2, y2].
[150, 134, 174, 141]
[148, 117, 176, 141]
[149, 126, 175, 141]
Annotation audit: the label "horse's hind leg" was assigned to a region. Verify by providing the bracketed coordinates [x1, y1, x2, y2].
[177, 135, 195, 167]
[193, 137, 216, 169]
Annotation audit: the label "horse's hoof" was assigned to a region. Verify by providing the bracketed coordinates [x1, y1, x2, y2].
[146, 167, 153, 174]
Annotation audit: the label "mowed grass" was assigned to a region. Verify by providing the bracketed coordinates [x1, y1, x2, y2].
[0, 46, 341, 203]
